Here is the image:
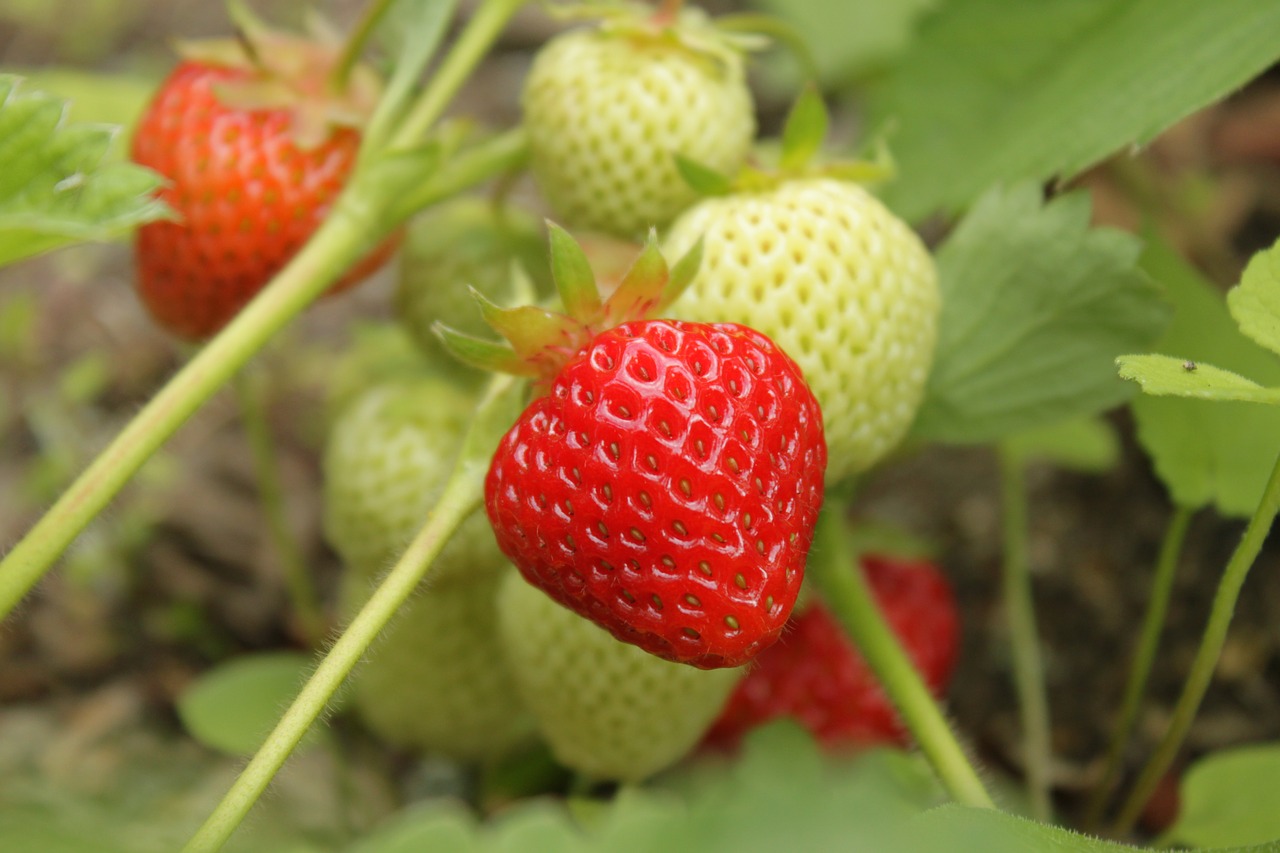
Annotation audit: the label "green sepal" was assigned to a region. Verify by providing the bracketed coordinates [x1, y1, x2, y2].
[779, 85, 828, 172]
[1116, 354, 1280, 404]
[820, 136, 896, 185]
[474, 287, 582, 363]
[434, 323, 538, 377]
[715, 12, 819, 79]
[600, 233, 669, 327]
[674, 154, 735, 196]
[663, 236, 704, 307]
[548, 221, 602, 321]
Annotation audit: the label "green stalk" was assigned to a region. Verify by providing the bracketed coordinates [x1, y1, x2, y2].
[390, 0, 528, 149]
[1112, 450, 1280, 834]
[181, 458, 485, 853]
[234, 367, 324, 645]
[0, 133, 527, 624]
[0, 192, 380, 622]
[998, 449, 1053, 822]
[331, 0, 399, 91]
[1083, 505, 1193, 828]
[810, 508, 995, 809]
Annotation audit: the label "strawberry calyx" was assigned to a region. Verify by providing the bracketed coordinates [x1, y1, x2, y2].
[174, 1, 381, 148]
[437, 225, 703, 383]
[676, 87, 896, 198]
[545, 2, 766, 71]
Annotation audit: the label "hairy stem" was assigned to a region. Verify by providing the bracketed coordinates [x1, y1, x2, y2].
[0, 129, 525, 623]
[391, 0, 528, 149]
[331, 0, 398, 91]
[0, 192, 381, 622]
[1084, 505, 1193, 828]
[235, 367, 324, 645]
[810, 508, 995, 809]
[181, 462, 485, 853]
[1112, 450, 1280, 834]
[999, 450, 1053, 822]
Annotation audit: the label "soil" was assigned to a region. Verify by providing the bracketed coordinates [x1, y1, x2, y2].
[2, 1, 1280, 844]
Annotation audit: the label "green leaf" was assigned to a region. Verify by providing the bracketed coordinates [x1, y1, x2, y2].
[905, 805, 1140, 852]
[344, 804, 486, 853]
[747, 0, 937, 86]
[1117, 354, 1280, 403]
[0, 75, 169, 267]
[1165, 744, 1280, 849]
[910, 183, 1169, 444]
[868, 0, 1280, 221]
[1001, 417, 1119, 473]
[1128, 237, 1280, 516]
[1227, 236, 1280, 357]
[6, 67, 156, 149]
[779, 86, 828, 171]
[176, 652, 318, 756]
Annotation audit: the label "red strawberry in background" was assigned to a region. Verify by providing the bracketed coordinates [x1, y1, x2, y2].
[131, 18, 396, 340]
[702, 553, 960, 750]
[441, 226, 827, 670]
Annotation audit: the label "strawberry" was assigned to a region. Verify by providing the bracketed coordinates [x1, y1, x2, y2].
[322, 374, 506, 586]
[521, 6, 756, 239]
[344, 570, 533, 764]
[440, 227, 827, 669]
[496, 569, 740, 781]
[702, 554, 960, 752]
[131, 23, 396, 340]
[664, 177, 940, 485]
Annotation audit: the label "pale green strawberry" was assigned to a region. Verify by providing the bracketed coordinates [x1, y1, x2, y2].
[664, 178, 940, 483]
[322, 375, 503, 585]
[395, 199, 548, 370]
[521, 9, 756, 239]
[496, 571, 741, 782]
[344, 570, 533, 763]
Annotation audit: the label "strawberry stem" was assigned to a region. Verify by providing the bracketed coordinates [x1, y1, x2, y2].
[1083, 505, 1192, 829]
[181, 377, 518, 853]
[331, 0, 398, 93]
[1111, 450, 1280, 834]
[234, 366, 325, 646]
[809, 507, 995, 810]
[390, 0, 529, 149]
[0, 199, 375, 622]
[997, 448, 1053, 822]
[0, 132, 527, 623]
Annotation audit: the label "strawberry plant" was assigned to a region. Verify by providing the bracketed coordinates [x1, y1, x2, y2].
[3, 1, 1280, 852]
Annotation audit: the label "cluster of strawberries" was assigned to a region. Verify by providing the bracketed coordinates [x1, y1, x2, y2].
[130, 2, 956, 782]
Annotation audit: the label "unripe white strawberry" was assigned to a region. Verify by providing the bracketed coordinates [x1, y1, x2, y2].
[395, 199, 548, 370]
[664, 178, 940, 482]
[344, 571, 533, 763]
[322, 376, 504, 585]
[521, 10, 756, 239]
[496, 571, 742, 782]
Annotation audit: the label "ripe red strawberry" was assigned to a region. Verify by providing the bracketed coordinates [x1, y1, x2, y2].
[131, 25, 395, 340]
[441, 227, 827, 669]
[702, 554, 960, 750]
